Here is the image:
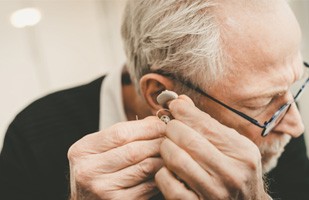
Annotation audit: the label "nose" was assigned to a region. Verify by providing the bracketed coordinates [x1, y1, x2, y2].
[272, 103, 305, 137]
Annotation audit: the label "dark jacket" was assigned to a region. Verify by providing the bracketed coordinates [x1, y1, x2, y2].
[0, 76, 308, 200]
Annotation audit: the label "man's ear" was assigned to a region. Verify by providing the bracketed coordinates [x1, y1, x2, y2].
[140, 73, 175, 115]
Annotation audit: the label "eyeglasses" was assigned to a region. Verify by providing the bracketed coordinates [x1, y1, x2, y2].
[153, 62, 309, 137]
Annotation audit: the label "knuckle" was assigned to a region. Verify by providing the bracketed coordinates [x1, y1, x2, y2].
[75, 174, 114, 199]
[137, 159, 155, 177]
[109, 123, 129, 146]
[67, 145, 77, 162]
[183, 135, 200, 149]
[123, 143, 139, 164]
[233, 175, 248, 190]
[244, 145, 262, 171]
[67, 134, 94, 162]
[74, 162, 92, 185]
[87, 179, 114, 199]
[87, 180, 102, 196]
[169, 152, 188, 170]
[231, 133, 262, 171]
[67, 143, 81, 163]
[141, 181, 156, 193]
[143, 117, 166, 136]
[153, 120, 167, 134]
[224, 171, 251, 193]
[246, 157, 260, 172]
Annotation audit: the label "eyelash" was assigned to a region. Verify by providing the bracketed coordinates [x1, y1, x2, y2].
[246, 104, 268, 112]
[243, 105, 269, 118]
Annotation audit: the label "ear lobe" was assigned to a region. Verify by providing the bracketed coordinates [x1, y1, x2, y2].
[139, 73, 175, 114]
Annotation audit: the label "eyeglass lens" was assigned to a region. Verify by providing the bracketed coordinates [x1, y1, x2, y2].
[262, 103, 292, 136]
[262, 66, 309, 137]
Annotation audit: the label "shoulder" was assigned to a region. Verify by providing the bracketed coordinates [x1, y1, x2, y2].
[0, 76, 106, 199]
[10, 75, 105, 149]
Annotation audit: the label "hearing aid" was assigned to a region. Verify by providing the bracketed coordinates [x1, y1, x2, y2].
[156, 90, 178, 106]
[156, 90, 178, 123]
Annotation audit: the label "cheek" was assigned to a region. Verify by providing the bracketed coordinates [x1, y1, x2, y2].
[231, 123, 263, 145]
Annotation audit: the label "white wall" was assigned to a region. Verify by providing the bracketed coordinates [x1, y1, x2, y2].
[0, 0, 127, 150]
[0, 0, 308, 155]
[290, 1, 309, 155]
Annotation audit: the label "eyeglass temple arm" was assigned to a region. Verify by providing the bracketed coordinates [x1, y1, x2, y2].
[201, 61, 308, 127]
[152, 62, 309, 129]
[154, 69, 267, 128]
[191, 86, 266, 128]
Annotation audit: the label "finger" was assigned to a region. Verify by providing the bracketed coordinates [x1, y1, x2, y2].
[70, 116, 166, 155]
[93, 179, 160, 200]
[102, 157, 164, 188]
[165, 120, 227, 174]
[167, 96, 250, 149]
[171, 94, 195, 106]
[165, 120, 259, 187]
[160, 138, 219, 198]
[123, 180, 160, 200]
[90, 138, 164, 172]
[168, 96, 229, 136]
[155, 167, 198, 200]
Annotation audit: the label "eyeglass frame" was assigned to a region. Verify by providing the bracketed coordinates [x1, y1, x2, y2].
[153, 62, 309, 137]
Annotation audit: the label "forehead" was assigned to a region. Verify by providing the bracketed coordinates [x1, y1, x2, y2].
[212, 0, 302, 99]
[220, 1, 300, 64]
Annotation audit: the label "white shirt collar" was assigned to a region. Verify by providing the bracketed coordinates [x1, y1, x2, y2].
[99, 67, 127, 130]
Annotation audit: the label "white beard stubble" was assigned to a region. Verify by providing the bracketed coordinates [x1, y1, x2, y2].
[258, 134, 292, 173]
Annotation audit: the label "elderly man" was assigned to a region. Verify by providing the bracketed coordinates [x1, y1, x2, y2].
[1, 0, 309, 199]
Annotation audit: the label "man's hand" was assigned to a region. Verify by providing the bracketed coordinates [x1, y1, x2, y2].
[155, 95, 269, 200]
[68, 117, 166, 200]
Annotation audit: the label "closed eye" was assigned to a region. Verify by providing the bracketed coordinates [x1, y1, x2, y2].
[241, 95, 282, 116]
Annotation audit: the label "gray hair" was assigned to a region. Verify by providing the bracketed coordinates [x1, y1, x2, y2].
[121, 0, 225, 92]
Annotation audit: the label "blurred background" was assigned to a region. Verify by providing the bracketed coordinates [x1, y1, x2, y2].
[0, 0, 308, 155]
